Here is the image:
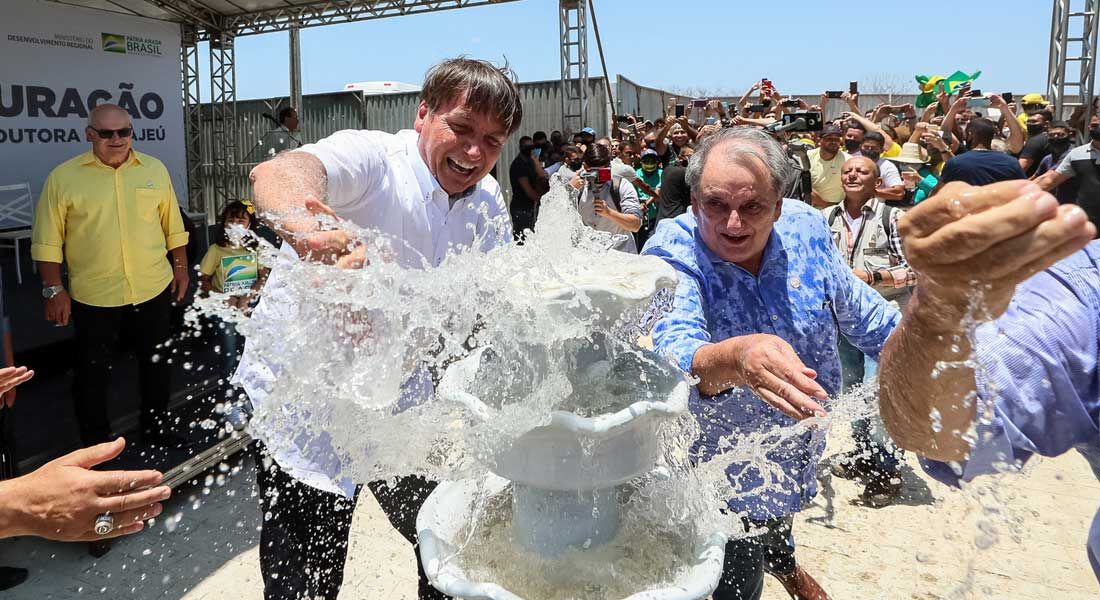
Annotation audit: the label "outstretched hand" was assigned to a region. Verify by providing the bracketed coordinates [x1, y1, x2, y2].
[6, 438, 169, 541]
[899, 180, 1096, 323]
[729, 334, 828, 420]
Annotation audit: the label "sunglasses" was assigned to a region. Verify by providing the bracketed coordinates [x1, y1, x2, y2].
[91, 127, 133, 139]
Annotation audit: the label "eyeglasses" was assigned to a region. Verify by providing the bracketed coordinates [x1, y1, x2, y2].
[91, 127, 133, 139]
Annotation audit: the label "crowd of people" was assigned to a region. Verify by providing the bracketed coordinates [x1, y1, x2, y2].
[4, 59, 1099, 600]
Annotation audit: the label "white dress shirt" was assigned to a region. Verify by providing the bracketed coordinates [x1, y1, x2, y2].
[233, 128, 512, 496]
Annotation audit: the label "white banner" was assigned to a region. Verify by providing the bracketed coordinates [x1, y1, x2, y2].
[0, 0, 186, 228]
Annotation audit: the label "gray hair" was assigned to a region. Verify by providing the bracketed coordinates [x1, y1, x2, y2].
[684, 127, 794, 198]
[86, 103, 130, 128]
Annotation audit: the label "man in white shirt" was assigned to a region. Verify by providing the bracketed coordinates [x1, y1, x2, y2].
[240, 57, 522, 600]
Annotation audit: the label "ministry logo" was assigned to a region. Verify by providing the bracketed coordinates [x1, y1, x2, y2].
[101, 33, 126, 53]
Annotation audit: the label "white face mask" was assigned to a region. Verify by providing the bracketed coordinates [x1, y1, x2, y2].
[1002, 127, 1011, 138]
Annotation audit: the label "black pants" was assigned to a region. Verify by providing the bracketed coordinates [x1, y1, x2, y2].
[712, 516, 797, 600]
[70, 287, 172, 445]
[254, 444, 447, 599]
[510, 206, 538, 242]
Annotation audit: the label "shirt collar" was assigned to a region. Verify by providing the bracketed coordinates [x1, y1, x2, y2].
[81, 149, 140, 168]
[398, 129, 477, 204]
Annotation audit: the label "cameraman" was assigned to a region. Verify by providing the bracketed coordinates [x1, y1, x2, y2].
[568, 143, 643, 252]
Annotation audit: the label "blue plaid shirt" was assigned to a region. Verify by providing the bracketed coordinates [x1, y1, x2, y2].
[643, 200, 900, 519]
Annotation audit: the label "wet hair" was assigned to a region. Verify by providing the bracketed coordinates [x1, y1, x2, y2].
[421, 57, 523, 134]
[863, 131, 886, 148]
[686, 127, 794, 197]
[277, 106, 297, 125]
[966, 118, 998, 147]
[582, 142, 612, 168]
[215, 201, 258, 247]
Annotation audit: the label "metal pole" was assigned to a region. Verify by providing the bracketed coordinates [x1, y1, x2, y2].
[289, 24, 303, 120]
[587, 0, 615, 119]
[180, 24, 204, 216]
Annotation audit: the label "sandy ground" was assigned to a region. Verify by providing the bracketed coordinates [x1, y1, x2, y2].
[4, 434, 1097, 600]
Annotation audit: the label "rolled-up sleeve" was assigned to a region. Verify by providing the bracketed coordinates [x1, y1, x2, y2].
[160, 176, 189, 250]
[30, 174, 66, 264]
[617, 179, 643, 219]
[648, 258, 711, 373]
[297, 129, 384, 212]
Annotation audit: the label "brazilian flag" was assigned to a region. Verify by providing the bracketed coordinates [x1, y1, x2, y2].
[914, 70, 981, 108]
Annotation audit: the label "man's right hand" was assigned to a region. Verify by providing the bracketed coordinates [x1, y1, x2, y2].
[4, 438, 169, 542]
[44, 289, 71, 326]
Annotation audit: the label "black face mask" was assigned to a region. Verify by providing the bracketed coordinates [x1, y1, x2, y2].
[567, 160, 583, 171]
[1049, 137, 1072, 151]
[844, 139, 862, 153]
[1026, 124, 1045, 136]
[862, 150, 881, 162]
[1091, 126, 1100, 141]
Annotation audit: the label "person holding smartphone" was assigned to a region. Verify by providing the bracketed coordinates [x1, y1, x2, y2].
[566, 143, 642, 252]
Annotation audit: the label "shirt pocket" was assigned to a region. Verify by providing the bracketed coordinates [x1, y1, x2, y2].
[134, 188, 162, 224]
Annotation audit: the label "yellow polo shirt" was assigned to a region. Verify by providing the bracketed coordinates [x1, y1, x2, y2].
[31, 150, 189, 307]
[808, 148, 850, 204]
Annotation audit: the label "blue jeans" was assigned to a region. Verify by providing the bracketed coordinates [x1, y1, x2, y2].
[836, 337, 902, 473]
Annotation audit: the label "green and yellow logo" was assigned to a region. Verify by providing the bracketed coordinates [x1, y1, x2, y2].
[101, 33, 126, 54]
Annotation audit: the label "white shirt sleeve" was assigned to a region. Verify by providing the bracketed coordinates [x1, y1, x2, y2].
[1054, 149, 1079, 178]
[878, 159, 903, 187]
[296, 129, 385, 213]
[617, 178, 643, 218]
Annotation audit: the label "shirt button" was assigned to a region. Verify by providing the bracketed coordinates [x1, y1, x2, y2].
[771, 315, 778, 321]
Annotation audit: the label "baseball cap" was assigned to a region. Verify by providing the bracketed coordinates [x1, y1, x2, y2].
[640, 148, 659, 160]
[1021, 93, 1047, 105]
[581, 127, 597, 136]
[821, 124, 843, 138]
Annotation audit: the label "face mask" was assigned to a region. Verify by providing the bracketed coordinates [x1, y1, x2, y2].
[844, 139, 862, 153]
[1090, 126, 1100, 141]
[1026, 124, 1045, 136]
[641, 161, 658, 173]
[567, 160, 583, 171]
[1049, 137, 1072, 151]
[862, 150, 881, 162]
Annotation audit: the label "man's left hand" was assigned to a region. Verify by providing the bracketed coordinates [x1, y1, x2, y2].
[170, 266, 189, 302]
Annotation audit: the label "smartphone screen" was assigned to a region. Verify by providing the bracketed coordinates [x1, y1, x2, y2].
[692, 99, 708, 108]
[826, 91, 844, 99]
[675, 104, 685, 118]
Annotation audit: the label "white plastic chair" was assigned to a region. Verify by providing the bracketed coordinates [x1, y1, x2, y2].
[0, 183, 35, 285]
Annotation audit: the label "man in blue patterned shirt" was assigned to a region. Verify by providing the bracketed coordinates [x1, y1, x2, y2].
[643, 127, 899, 600]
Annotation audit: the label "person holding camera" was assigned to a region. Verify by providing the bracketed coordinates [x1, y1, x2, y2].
[566, 143, 643, 253]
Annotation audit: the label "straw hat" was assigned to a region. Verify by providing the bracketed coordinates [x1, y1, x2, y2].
[890, 142, 929, 165]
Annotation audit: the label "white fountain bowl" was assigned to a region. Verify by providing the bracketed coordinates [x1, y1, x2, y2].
[417, 475, 727, 600]
[438, 344, 691, 491]
[518, 252, 678, 329]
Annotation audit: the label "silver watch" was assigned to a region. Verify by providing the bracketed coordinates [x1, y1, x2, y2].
[42, 285, 65, 299]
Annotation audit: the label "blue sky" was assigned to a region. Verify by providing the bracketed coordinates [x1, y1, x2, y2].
[201, 0, 1056, 101]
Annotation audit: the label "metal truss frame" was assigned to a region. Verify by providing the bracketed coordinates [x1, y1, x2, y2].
[208, 29, 238, 215]
[180, 24, 204, 214]
[559, 0, 589, 133]
[1048, 0, 1100, 130]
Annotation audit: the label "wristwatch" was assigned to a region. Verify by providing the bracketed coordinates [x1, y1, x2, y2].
[42, 285, 65, 299]
[872, 271, 884, 284]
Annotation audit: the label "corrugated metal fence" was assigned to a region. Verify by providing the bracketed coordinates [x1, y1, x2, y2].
[615, 75, 676, 122]
[196, 77, 610, 214]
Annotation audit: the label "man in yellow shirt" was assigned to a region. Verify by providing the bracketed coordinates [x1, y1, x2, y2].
[807, 124, 850, 207]
[31, 104, 189, 448]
